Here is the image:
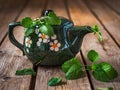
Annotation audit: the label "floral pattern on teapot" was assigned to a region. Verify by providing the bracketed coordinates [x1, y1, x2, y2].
[25, 26, 61, 52]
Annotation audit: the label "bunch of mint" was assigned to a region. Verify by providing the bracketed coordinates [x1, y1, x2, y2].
[61, 50, 118, 82]
[21, 12, 61, 36]
[87, 50, 118, 82]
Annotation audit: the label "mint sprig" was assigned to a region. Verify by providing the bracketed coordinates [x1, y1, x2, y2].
[87, 50, 118, 82]
[92, 25, 103, 43]
[61, 50, 118, 82]
[21, 11, 61, 36]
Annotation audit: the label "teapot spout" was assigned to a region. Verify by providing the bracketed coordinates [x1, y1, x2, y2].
[68, 26, 93, 55]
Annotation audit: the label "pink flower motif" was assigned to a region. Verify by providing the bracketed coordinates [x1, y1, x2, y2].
[25, 37, 32, 48]
[37, 33, 50, 46]
[49, 40, 61, 52]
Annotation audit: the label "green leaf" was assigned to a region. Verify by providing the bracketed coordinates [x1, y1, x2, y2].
[97, 87, 113, 90]
[24, 28, 34, 36]
[97, 32, 103, 43]
[92, 25, 99, 32]
[39, 24, 54, 36]
[21, 17, 33, 28]
[92, 62, 118, 82]
[87, 50, 99, 62]
[15, 68, 36, 76]
[48, 77, 62, 86]
[45, 12, 61, 25]
[46, 17, 61, 25]
[66, 63, 83, 80]
[62, 57, 80, 73]
[62, 57, 83, 80]
[92, 25, 103, 43]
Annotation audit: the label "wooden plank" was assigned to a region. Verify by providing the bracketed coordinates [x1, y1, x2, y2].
[103, 0, 120, 15]
[0, 0, 46, 90]
[35, 0, 92, 90]
[35, 53, 91, 90]
[67, 0, 120, 89]
[85, 0, 120, 46]
[0, 53, 32, 90]
[0, 0, 27, 44]
[0, 0, 6, 10]
[46, 0, 68, 19]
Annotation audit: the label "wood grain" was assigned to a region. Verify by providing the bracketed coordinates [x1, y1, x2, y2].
[104, 0, 120, 15]
[46, 0, 68, 19]
[85, 0, 120, 46]
[35, 0, 92, 90]
[0, 0, 27, 44]
[67, 0, 120, 89]
[35, 53, 91, 90]
[0, 53, 32, 90]
[0, 0, 46, 90]
[0, 0, 120, 89]
[0, 0, 6, 11]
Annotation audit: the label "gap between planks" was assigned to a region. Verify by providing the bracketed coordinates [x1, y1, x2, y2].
[103, 0, 120, 15]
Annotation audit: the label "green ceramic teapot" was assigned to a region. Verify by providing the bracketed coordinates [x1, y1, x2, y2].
[8, 10, 93, 65]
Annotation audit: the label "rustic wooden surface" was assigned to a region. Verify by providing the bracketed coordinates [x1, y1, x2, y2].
[0, 0, 120, 90]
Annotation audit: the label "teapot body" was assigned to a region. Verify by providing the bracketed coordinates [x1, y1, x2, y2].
[23, 18, 75, 65]
[9, 17, 92, 66]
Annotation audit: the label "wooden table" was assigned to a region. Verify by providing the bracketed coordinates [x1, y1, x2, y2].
[0, 0, 120, 90]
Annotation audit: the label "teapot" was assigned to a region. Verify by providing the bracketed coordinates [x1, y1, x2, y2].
[8, 10, 93, 66]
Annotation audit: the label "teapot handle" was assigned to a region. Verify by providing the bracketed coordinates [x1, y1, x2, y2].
[8, 22, 25, 55]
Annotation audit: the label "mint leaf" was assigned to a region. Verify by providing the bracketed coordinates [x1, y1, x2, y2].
[62, 57, 80, 73]
[48, 77, 62, 86]
[45, 12, 61, 25]
[66, 63, 83, 80]
[92, 25, 99, 32]
[46, 17, 61, 25]
[92, 62, 118, 82]
[62, 57, 83, 80]
[15, 68, 36, 76]
[87, 50, 99, 62]
[24, 28, 34, 36]
[97, 87, 113, 90]
[39, 24, 54, 36]
[92, 25, 103, 43]
[21, 17, 33, 28]
[97, 32, 102, 43]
